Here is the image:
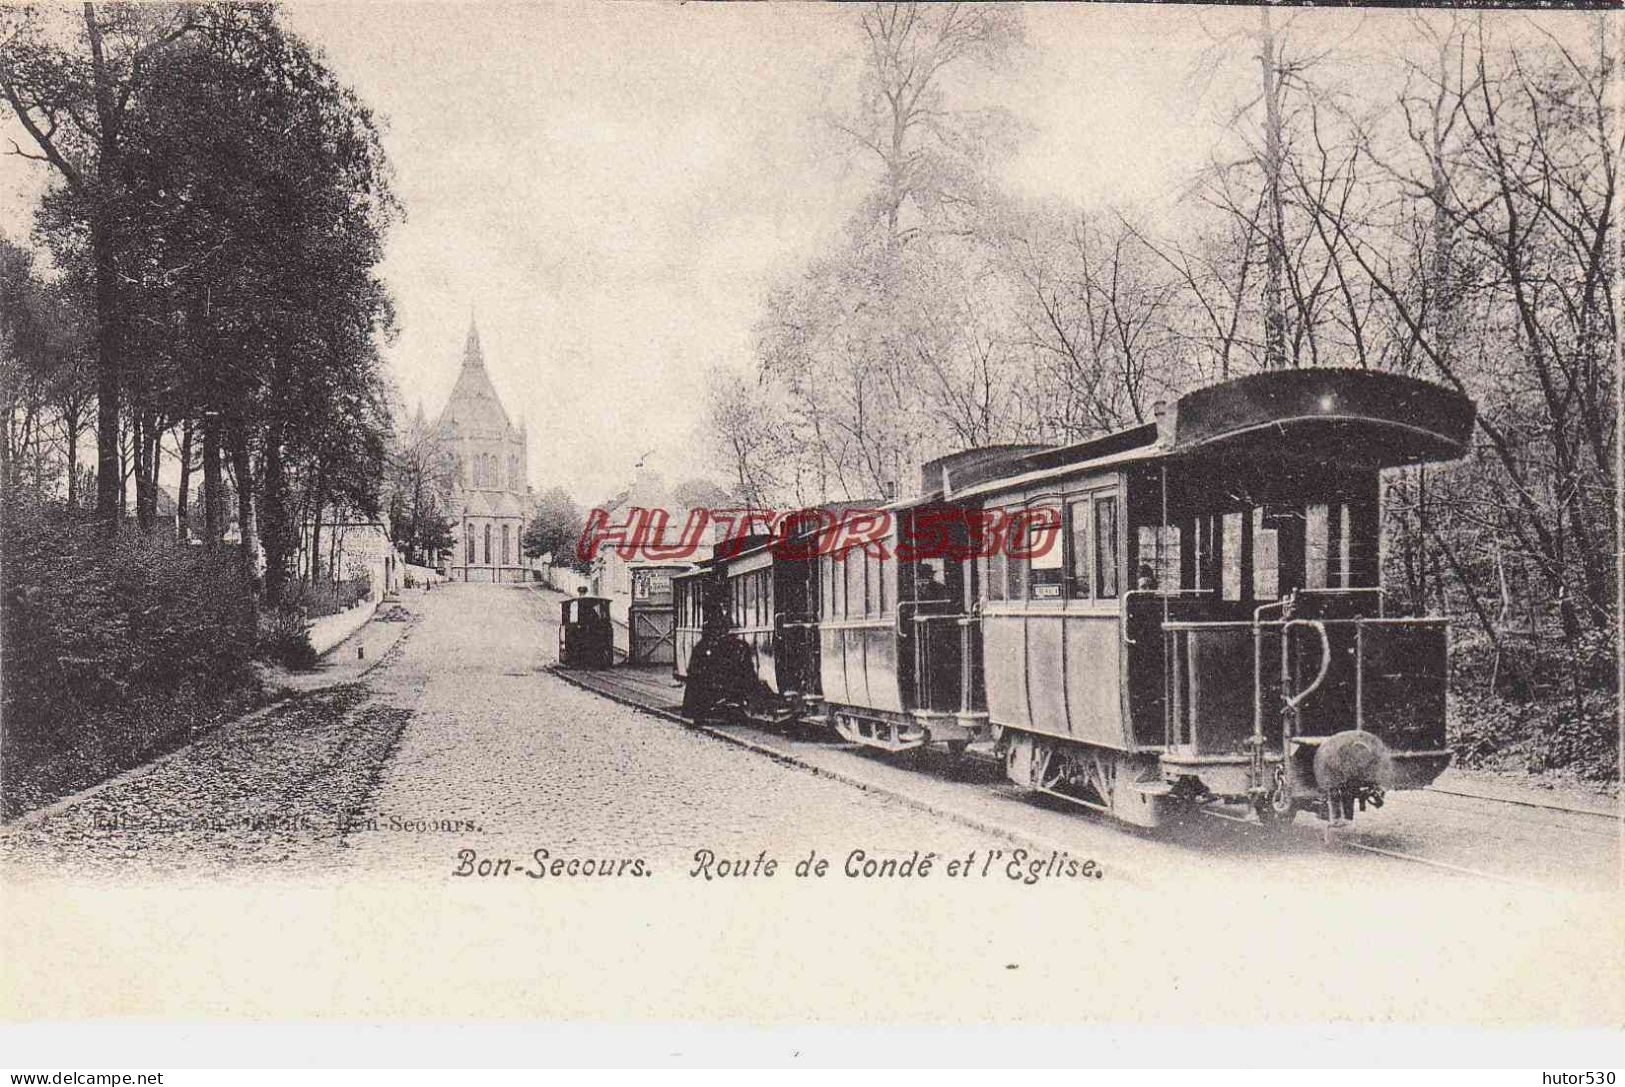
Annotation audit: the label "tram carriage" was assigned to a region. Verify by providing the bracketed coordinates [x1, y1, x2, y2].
[672, 562, 710, 682]
[814, 448, 1046, 754]
[964, 369, 1475, 827]
[719, 534, 821, 708]
[672, 514, 830, 713]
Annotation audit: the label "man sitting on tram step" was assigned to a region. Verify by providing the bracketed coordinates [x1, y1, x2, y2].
[680, 598, 769, 725]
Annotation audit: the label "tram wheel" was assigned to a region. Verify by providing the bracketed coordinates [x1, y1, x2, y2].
[944, 740, 969, 762]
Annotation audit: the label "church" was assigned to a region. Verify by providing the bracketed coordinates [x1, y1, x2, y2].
[434, 319, 532, 582]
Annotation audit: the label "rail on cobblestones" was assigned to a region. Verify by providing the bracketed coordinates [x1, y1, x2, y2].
[544, 664, 1056, 854]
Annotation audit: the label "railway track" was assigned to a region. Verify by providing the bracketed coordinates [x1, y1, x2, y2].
[552, 664, 1615, 892]
[1193, 805, 1564, 889]
[1420, 783, 1618, 821]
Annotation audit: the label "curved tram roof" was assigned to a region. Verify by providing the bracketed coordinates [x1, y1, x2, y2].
[941, 368, 1476, 504]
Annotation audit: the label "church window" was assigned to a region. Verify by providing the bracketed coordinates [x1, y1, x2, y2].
[465, 523, 475, 565]
[484, 524, 492, 565]
[502, 525, 512, 566]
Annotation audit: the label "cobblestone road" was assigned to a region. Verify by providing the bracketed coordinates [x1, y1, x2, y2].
[2, 583, 990, 880]
[342, 583, 990, 877]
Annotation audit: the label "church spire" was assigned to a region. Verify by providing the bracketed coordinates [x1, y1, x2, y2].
[463, 313, 484, 369]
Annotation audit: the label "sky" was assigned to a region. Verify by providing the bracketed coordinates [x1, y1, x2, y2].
[3, 2, 1550, 506]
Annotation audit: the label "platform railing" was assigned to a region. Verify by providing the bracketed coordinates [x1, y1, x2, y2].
[1162, 608, 1450, 761]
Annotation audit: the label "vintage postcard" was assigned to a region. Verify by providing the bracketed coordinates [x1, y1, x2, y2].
[0, 0, 1619, 1067]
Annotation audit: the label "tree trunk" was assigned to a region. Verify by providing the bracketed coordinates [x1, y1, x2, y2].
[229, 427, 258, 593]
[261, 429, 294, 606]
[309, 485, 325, 590]
[175, 420, 192, 541]
[0, 401, 11, 501]
[202, 417, 223, 548]
[118, 414, 129, 521]
[65, 413, 79, 510]
[90, 221, 122, 536]
[1259, 5, 1288, 370]
[85, 4, 124, 538]
[134, 410, 159, 532]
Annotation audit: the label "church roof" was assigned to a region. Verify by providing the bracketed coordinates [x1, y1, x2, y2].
[456, 489, 526, 520]
[436, 319, 515, 437]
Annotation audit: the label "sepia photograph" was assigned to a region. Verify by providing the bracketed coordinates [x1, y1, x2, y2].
[0, 0, 1619, 1073]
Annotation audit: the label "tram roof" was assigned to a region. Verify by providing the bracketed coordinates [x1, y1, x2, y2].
[939, 368, 1476, 503]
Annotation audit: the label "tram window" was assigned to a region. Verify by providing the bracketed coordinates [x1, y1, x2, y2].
[1006, 543, 1027, 602]
[864, 551, 877, 617]
[1136, 524, 1182, 591]
[988, 548, 1006, 602]
[1065, 501, 1090, 600]
[845, 548, 863, 618]
[995, 506, 1019, 599]
[916, 557, 949, 602]
[877, 553, 888, 616]
[1337, 503, 1353, 587]
[1253, 507, 1280, 600]
[1094, 496, 1119, 599]
[1028, 506, 1064, 600]
[863, 551, 875, 617]
[1191, 516, 1212, 591]
[1222, 512, 1244, 601]
[1306, 504, 1330, 590]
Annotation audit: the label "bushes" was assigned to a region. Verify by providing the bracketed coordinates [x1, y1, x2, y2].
[1, 498, 262, 816]
[258, 607, 318, 671]
[1447, 630, 1619, 786]
[283, 571, 372, 619]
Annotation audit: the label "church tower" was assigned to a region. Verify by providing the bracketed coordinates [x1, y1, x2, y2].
[435, 317, 531, 581]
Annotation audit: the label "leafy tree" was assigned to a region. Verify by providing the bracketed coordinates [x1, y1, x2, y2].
[523, 486, 588, 571]
[92, 6, 399, 602]
[1, 3, 201, 534]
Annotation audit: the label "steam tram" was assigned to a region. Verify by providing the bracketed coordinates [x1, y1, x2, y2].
[674, 368, 1476, 829]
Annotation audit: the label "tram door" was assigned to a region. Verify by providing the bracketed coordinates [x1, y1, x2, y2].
[902, 508, 968, 714]
[774, 555, 818, 696]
